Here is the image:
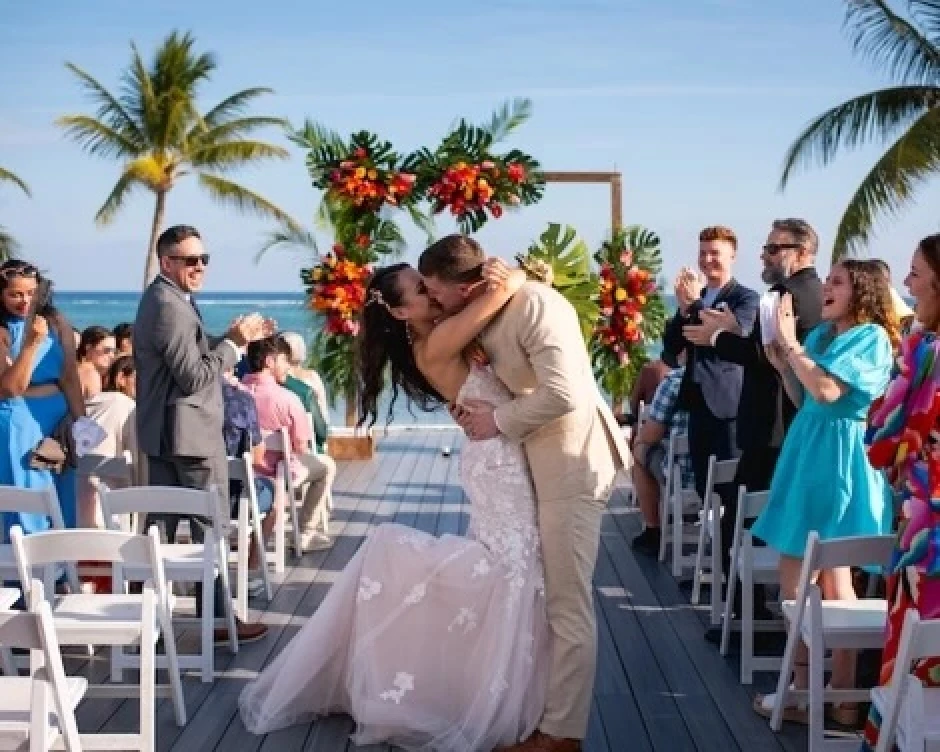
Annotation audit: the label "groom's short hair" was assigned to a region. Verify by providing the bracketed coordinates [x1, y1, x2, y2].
[418, 234, 485, 283]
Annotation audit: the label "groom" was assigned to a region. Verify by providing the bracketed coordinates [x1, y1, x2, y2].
[420, 235, 630, 752]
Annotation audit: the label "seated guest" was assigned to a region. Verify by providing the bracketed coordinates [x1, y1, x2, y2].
[113, 322, 133, 356]
[76, 325, 116, 399]
[222, 369, 275, 583]
[630, 353, 693, 556]
[280, 331, 330, 428]
[860, 235, 940, 749]
[275, 335, 328, 454]
[80, 355, 141, 528]
[242, 336, 336, 553]
[625, 356, 672, 431]
[753, 260, 897, 724]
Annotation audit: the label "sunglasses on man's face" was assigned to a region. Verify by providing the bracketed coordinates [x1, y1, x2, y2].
[0, 263, 38, 280]
[762, 243, 801, 256]
[166, 253, 210, 268]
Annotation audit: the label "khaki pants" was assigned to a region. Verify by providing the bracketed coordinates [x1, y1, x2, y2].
[292, 453, 336, 533]
[538, 494, 609, 740]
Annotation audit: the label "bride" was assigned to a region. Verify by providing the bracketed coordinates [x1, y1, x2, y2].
[238, 258, 550, 751]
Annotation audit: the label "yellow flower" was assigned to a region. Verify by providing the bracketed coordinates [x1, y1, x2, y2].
[615, 288, 627, 302]
[354, 167, 366, 179]
[367, 170, 377, 180]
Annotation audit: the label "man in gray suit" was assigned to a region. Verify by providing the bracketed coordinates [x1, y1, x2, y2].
[134, 224, 268, 643]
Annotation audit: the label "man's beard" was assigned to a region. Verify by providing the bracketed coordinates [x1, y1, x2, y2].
[761, 265, 787, 286]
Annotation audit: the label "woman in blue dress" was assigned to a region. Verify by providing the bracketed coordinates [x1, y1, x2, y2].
[0, 259, 85, 536]
[753, 259, 897, 724]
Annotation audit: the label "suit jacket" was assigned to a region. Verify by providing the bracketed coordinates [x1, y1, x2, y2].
[712, 266, 823, 450]
[663, 278, 759, 420]
[480, 282, 631, 505]
[133, 276, 238, 459]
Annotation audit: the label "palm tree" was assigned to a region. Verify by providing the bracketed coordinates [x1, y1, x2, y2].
[57, 30, 299, 288]
[780, 0, 940, 261]
[0, 167, 31, 261]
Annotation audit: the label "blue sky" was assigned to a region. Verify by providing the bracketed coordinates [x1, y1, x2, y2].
[1, 0, 938, 291]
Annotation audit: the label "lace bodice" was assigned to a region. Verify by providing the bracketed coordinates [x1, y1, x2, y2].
[457, 366, 543, 594]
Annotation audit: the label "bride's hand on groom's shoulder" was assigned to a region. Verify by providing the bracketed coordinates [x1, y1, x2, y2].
[451, 398, 499, 441]
[482, 258, 512, 290]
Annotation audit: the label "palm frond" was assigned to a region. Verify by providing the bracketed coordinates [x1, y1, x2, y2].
[288, 119, 346, 152]
[484, 98, 533, 142]
[55, 114, 143, 159]
[779, 85, 935, 186]
[188, 140, 289, 169]
[94, 169, 144, 225]
[189, 115, 288, 146]
[121, 42, 159, 144]
[831, 108, 940, 259]
[0, 226, 18, 261]
[201, 87, 273, 128]
[911, 1, 940, 43]
[0, 167, 31, 196]
[255, 222, 318, 262]
[62, 62, 145, 149]
[198, 172, 300, 230]
[844, 0, 940, 83]
[405, 203, 435, 244]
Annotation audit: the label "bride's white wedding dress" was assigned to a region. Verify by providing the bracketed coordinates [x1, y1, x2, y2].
[238, 365, 549, 751]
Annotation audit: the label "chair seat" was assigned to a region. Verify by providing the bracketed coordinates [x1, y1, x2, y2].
[0, 588, 19, 610]
[125, 544, 216, 580]
[782, 598, 888, 647]
[736, 546, 780, 582]
[50, 593, 156, 645]
[872, 684, 940, 742]
[0, 676, 87, 739]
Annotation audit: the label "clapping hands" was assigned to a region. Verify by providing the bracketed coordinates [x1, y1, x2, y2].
[227, 313, 278, 347]
[674, 267, 702, 313]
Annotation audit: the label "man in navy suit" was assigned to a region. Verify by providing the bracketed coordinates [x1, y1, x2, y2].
[662, 226, 759, 507]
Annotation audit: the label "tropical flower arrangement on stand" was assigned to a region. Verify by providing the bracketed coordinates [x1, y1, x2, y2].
[591, 226, 666, 407]
[301, 246, 372, 337]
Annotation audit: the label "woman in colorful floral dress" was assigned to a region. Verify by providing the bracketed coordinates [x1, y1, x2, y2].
[861, 234, 940, 751]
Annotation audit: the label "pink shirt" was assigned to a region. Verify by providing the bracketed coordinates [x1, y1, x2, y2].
[240, 371, 312, 478]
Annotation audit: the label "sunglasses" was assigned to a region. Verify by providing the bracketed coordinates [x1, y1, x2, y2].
[0, 263, 38, 280]
[762, 243, 802, 256]
[166, 253, 210, 267]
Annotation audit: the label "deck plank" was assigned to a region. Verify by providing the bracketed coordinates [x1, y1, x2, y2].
[57, 430, 815, 752]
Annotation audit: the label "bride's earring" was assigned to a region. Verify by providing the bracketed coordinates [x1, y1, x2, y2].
[405, 324, 414, 345]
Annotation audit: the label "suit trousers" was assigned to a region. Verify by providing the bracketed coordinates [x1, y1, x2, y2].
[538, 492, 611, 740]
[687, 403, 738, 502]
[145, 453, 229, 619]
[719, 445, 780, 614]
[292, 453, 336, 533]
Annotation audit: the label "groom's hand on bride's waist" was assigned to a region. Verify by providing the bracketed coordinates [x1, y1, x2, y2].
[451, 398, 500, 441]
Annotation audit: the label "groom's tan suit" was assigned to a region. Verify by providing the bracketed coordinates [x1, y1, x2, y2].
[480, 281, 630, 739]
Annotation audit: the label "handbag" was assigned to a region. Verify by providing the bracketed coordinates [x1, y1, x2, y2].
[28, 436, 67, 473]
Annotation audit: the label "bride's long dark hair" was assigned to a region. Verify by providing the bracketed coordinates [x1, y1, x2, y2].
[358, 264, 445, 428]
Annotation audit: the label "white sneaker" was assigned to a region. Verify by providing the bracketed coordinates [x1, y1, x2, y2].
[753, 686, 808, 725]
[300, 530, 333, 553]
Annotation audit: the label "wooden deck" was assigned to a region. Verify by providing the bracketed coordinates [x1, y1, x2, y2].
[69, 429, 822, 751]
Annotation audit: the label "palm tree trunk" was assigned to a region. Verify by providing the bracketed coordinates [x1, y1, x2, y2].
[143, 191, 167, 290]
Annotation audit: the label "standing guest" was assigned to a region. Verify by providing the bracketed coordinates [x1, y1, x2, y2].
[134, 224, 269, 644]
[275, 335, 329, 455]
[279, 331, 330, 429]
[0, 260, 84, 533]
[683, 218, 823, 640]
[113, 322, 133, 357]
[753, 260, 897, 724]
[76, 325, 116, 400]
[662, 226, 759, 505]
[241, 336, 336, 552]
[860, 235, 940, 750]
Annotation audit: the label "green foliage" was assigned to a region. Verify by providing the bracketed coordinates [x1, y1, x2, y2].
[309, 329, 357, 408]
[519, 223, 599, 341]
[780, 1, 940, 260]
[0, 166, 31, 260]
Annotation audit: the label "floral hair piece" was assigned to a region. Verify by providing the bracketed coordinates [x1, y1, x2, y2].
[367, 289, 390, 310]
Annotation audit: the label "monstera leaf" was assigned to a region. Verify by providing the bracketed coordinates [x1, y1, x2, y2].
[518, 223, 600, 342]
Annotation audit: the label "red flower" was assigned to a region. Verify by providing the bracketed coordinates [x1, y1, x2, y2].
[507, 163, 526, 183]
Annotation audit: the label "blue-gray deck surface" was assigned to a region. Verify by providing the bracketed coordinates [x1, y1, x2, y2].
[65, 429, 837, 751]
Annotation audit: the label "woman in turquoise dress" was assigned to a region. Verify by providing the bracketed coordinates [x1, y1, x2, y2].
[753, 259, 897, 724]
[0, 260, 85, 536]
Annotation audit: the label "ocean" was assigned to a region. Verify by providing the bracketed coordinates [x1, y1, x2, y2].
[56, 289, 672, 426]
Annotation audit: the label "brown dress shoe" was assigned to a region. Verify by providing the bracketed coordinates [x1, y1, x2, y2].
[499, 731, 582, 752]
[214, 619, 268, 645]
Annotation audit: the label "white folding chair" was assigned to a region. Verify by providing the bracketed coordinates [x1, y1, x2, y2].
[99, 485, 238, 683]
[769, 531, 895, 751]
[0, 487, 79, 594]
[691, 455, 739, 626]
[657, 433, 700, 576]
[719, 488, 783, 683]
[262, 428, 302, 567]
[304, 412, 333, 526]
[228, 454, 273, 621]
[624, 401, 651, 507]
[873, 611, 940, 752]
[0, 591, 84, 752]
[0, 587, 21, 676]
[11, 526, 186, 751]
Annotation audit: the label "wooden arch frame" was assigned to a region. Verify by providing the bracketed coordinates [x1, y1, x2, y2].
[543, 171, 623, 231]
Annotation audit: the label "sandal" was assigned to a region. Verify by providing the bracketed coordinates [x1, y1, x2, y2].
[753, 687, 809, 725]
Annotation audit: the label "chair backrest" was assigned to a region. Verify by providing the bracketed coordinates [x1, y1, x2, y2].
[262, 427, 291, 457]
[705, 456, 739, 494]
[0, 487, 67, 534]
[77, 451, 133, 483]
[739, 489, 771, 524]
[0, 589, 81, 749]
[227, 453, 255, 486]
[806, 531, 896, 573]
[100, 485, 221, 525]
